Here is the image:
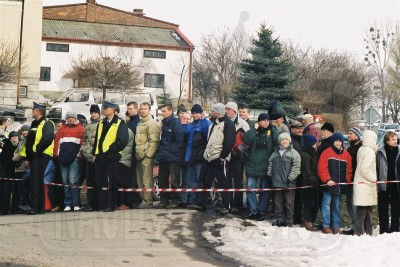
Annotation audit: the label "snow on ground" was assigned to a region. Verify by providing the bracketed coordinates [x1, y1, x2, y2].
[203, 218, 400, 267]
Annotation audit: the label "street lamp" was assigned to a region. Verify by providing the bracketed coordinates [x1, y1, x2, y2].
[16, 0, 25, 108]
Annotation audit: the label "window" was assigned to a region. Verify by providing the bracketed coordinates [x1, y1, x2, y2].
[40, 67, 51, 81]
[46, 43, 69, 52]
[19, 86, 27, 97]
[66, 91, 89, 102]
[144, 50, 166, 59]
[144, 73, 165, 88]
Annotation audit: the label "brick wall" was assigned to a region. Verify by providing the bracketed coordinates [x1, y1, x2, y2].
[43, 2, 175, 29]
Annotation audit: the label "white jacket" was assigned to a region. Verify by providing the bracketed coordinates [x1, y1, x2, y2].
[353, 130, 378, 206]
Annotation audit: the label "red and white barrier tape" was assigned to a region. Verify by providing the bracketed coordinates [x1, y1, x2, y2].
[2, 177, 400, 192]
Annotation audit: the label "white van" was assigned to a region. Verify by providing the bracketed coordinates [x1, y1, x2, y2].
[47, 88, 158, 124]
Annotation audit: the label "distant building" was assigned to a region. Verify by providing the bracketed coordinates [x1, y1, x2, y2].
[0, 0, 43, 107]
[40, 0, 194, 103]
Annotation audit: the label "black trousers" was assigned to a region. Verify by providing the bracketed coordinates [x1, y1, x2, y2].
[293, 176, 303, 224]
[85, 160, 98, 209]
[195, 159, 232, 209]
[355, 206, 373, 236]
[30, 156, 50, 213]
[0, 179, 13, 214]
[94, 157, 119, 210]
[378, 190, 400, 234]
[118, 162, 134, 207]
[230, 153, 244, 209]
[302, 186, 319, 223]
[158, 161, 181, 204]
[274, 190, 295, 224]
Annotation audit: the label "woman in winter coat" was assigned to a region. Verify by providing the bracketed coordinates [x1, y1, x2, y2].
[353, 130, 377, 236]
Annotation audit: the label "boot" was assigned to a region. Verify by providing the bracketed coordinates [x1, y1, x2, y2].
[322, 227, 333, 234]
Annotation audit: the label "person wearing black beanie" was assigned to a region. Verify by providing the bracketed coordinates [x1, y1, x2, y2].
[321, 122, 334, 134]
[90, 104, 100, 115]
[317, 122, 335, 158]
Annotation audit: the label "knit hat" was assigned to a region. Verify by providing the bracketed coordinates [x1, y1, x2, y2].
[268, 100, 286, 120]
[301, 113, 313, 121]
[257, 113, 269, 122]
[290, 120, 304, 129]
[331, 132, 344, 143]
[20, 124, 30, 132]
[9, 131, 18, 138]
[225, 102, 238, 113]
[301, 134, 317, 150]
[278, 132, 292, 143]
[90, 104, 100, 114]
[191, 104, 203, 114]
[211, 103, 225, 116]
[65, 111, 77, 120]
[321, 122, 334, 133]
[348, 127, 362, 140]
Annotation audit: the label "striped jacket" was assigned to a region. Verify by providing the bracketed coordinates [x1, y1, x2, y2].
[54, 122, 84, 166]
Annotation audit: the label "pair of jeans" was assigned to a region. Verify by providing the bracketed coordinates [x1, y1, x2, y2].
[321, 192, 341, 229]
[60, 159, 81, 207]
[247, 176, 270, 215]
[185, 163, 202, 205]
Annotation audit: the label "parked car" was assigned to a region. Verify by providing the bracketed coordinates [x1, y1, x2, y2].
[47, 88, 158, 125]
[378, 123, 399, 131]
[0, 106, 27, 122]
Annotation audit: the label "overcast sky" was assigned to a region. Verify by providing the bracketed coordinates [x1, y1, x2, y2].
[44, 0, 400, 59]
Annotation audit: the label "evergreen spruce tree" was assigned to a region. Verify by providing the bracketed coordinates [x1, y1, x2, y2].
[233, 24, 299, 117]
[157, 87, 172, 108]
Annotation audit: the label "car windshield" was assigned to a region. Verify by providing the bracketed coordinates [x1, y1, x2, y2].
[55, 90, 73, 102]
[93, 91, 124, 104]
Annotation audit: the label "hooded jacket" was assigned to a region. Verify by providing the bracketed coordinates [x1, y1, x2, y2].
[353, 130, 377, 206]
[318, 145, 352, 194]
[183, 118, 211, 165]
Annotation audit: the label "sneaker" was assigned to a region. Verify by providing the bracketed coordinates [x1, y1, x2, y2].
[220, 208, 229, 215]
[64, 206, 72, 212]
[74, 206, 81, 211]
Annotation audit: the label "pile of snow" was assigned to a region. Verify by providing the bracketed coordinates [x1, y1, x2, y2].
[203, 218, 400, 266]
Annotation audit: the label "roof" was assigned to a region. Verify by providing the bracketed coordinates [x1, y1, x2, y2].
[42, 19, 190, 48]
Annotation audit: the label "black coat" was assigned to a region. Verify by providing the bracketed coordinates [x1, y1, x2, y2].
[0, 139, 18, 178]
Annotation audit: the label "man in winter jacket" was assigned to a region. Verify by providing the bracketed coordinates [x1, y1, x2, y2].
[300, 134, 319, 231]
[318, 132, 352, 234]
[189, 103, 236, 215]
[225, 101, 250, 212]
[301, 113, 320, 147]
[268, 132, 301, 227]
[92, 101, 129, 212]
[25, 102, 55, 215]
[81, 104, 101, 211]
[182, 104, 211, 206]
[343, 127, 363, 235]
[289, 120, 304, 224]
[135, 102, 161, 208]
[244, 113, 278, 221]
[126, 101, 141, 206]
[154, 104, 184, 208]
[376, 131, 400, 234]
[54, 111, 85, 211]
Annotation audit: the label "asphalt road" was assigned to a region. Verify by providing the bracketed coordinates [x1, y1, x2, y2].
[0, 209, 240, 267]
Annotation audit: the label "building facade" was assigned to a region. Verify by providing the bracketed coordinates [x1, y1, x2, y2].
[0, 0, 43, 107]
[40, 0, 194, 103]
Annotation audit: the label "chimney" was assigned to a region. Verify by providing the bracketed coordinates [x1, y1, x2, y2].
[133, 9, 144, 16]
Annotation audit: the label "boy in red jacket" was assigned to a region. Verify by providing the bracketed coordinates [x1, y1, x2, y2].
[318, 132, 352, 234]
[54, 111, 85, 212]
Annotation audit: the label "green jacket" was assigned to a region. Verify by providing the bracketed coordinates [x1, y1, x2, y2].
[120, 128, 134, 168]
[244, 126, 278, 177]
[81, 117, 101, 162]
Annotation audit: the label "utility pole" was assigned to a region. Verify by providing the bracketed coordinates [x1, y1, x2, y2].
[16, 0, 25, 108]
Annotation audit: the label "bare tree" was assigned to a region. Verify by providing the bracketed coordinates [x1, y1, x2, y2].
[364, 21, 397, 122]
[63, 46, 142, 99]
[283, 42, 373, 126]
[192, 56, 219, 109]
[387, 35, 400, 123]
[0, 38, 27, 84]
[193, 28, 248, 103]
